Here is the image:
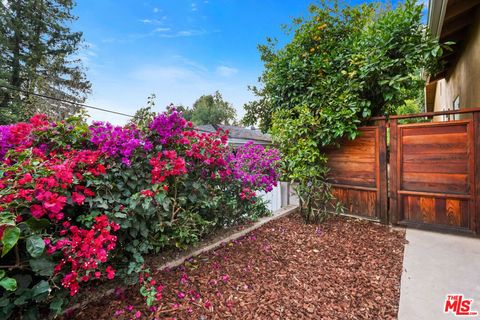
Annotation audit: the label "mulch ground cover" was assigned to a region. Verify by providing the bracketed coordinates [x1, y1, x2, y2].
[73, 214, 406, 319]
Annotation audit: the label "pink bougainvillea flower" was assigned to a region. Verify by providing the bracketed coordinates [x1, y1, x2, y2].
[71, 192, 85, 205]
[177, 292, 186, 299]
[221, 274, 230, 283]
[41, 192, 67, 214]
[204, 300, 212, 309]
[18, 173, 32, 185]
[135, 311, 142, 318]
[106, 266, 115, 279]
[114, 309, 125, 316]
[30, 204, 45, 219]
[180, 273, 189, 284]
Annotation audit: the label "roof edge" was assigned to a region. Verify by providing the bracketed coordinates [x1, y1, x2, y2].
[428, 0, 448, 38]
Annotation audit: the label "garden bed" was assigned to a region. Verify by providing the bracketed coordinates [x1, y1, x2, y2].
[72, 214, 405, 319]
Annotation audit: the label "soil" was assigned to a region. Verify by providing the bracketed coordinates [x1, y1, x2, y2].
[70, 214, 406, 319]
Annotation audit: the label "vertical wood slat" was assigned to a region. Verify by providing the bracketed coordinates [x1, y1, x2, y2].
[389, 119, 399, 224]
[377, 119, 388, 224]
[474, 112, 480, 234]
[467, 119, 476, 232]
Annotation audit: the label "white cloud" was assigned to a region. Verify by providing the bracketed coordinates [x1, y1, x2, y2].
[140, 17, 167, 25]
[154, 27, 171, 33]
[82, 60, 254, 124]
[191, 3, 198, 11]
[155, 29, 207, 38]
[171, 55, 208, 72]
[153, 7, 160, 13]
[216, 65, 238, 77]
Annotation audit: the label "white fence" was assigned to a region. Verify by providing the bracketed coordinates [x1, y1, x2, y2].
[257, 182, 292, 212]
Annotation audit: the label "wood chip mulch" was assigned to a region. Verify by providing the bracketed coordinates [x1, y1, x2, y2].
[73, 214, 406, 320]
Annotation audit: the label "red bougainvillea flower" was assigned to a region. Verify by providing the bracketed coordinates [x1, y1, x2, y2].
[149, 150, 187, 184]
[39, 192, 67, 215]
[140, 190, 155, 197]
[30, 204, 45, 219]
[45, 215, 119, 296]
[71, 192, 86, 205]
[106, 266, 116, 280]
[18, 173, 33, 185]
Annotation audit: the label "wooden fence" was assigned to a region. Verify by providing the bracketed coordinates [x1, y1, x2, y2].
[325, 125, 387, 223]
[326, 108, 480, 235]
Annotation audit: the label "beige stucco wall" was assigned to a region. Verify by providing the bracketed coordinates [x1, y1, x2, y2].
[433, 7, 480, 118]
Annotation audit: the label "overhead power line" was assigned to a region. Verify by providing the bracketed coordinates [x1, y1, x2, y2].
[0, 84, 137, 118]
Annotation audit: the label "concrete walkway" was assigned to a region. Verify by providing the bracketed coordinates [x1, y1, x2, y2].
[398, 229, 480, 320]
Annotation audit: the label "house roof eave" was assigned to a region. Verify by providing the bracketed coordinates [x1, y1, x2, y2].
[428, 0, 448, 39]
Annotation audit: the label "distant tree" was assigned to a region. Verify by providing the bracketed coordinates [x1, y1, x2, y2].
[130, 94, 157, 131]
[190, 91, 237, 125]
[0, 0, 91, 124]
[397, 91, 428, 124]
[175, 104, 193, 122]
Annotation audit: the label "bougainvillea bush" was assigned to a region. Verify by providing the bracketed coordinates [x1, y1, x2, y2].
[0, 111, 280, 319]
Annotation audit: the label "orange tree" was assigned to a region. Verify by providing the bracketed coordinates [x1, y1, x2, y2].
[243, 0, 446, 222]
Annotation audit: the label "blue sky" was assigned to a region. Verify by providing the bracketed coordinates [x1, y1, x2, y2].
[73, 0, 409, 124]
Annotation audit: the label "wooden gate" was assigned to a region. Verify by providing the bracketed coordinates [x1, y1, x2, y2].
[325, 123, 388, 223]
[325, 108, 480, 235]
[390, 117, 479, 234]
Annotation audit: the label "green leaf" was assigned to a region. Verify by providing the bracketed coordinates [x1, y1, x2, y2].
[23, 305, 39, 320]
[29, 257, 55, 277]
[26, 235, 45, 258]
[50, 297, 65, 314]
[0, 277, 17, 291]
[31, 280, 50, 302]
[0, 212, 16, 226]
[0, 270, 4, 279]
[154, 192, 166, 204]
[1, 226, 20, 257]
[114, 212, 127, 218]
[192, 182, 201, 190]
[14, 291, 31, 306]
[146, 296, 155, 307]
[0, 296, 10, 307]
[25, 218, 50, 231]
[14, 274, 32, 294]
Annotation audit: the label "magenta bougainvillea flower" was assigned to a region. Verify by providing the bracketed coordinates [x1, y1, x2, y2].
[89, 121, 152, 166]
[149, 109, 189, 144]
[227, 141, 281, 192]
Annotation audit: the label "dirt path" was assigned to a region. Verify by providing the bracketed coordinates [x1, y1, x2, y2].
[74, 214, 406, 319]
